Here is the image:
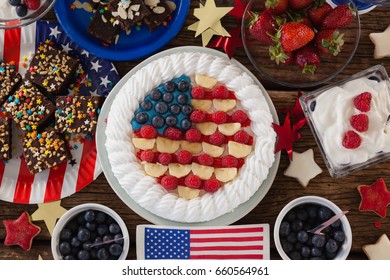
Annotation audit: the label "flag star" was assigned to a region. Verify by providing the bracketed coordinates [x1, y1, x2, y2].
[61, 43, 72, 53]
[81, 49, 90, 57]
[91, 60, 103, 72]
[100, 75, 110, 87]
[49, 26, 62, 38]
[110, 64, 118, 73]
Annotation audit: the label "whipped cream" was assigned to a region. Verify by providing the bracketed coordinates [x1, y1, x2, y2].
[312, 77, 390, 167]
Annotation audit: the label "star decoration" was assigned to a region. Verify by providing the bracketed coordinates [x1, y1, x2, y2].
[357, 178, 390, 218]
[61, 43, 72, 53]
[272, 113, 305, 160]
[31, 201, 68, 235]
[228, 0, 249, 20]
[38, 255, 44, 260]
[188, 21, 230, 46]
[69, 159, 77, 166]
[91, 60, 103, 72]
[284, 149, 322, 187]
[369, 25, 390, 59]
[363, 234, 390, 260]
[81, 49, 90, 57]
[49, 26, 62, 39]
[3, 212, 41, 251]
[100, 75, 110, 87]
[281, 91, 307, 126]
[207, 25, 243, 59]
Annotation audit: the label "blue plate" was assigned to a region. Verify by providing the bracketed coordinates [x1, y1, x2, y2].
[54, 0, 190, 61]
[327, 0, 376, 14]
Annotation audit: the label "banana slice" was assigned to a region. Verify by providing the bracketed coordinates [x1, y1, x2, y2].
[144, 163, 168, 177]
[218, 123, 241, 136]
[168, 163, 192, 178]
[195, 74, 217, 89]
[213, 99, 237, 112]
[132, 138, 156, 150]
[156, 137, 180, 153]
[178, 186, 200, 200]
[192, 163, 214, 180]
[191, 99, 212, 111]
[214, 168, 238, 183]
[202, 142, 224, 157]
[181, 141, 202, 154]
[196, 123, 217, 136]
[228, 141, 252, 158]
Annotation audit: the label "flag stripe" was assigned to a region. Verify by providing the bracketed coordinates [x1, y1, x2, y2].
[0, 29, 5, 59]
[3, 28, 21, 71]
[44, 162, 68, 202]
[13, 159, 34, 203]
[0, 161, 5, 188]
[190, 236, 263, 243]
[190, 241, 265, 247]
[191, 232, 264, 239]
[191, 227, 263, 234]
[190, 245, 263, 251]
[190, 254, 263, 260]
[28, 169, 50, 203]
[76, 139, 97, 192]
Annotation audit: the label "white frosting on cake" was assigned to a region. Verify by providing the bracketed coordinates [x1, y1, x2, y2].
[105, 52, 276, 223]
[312, 77, 390, 167]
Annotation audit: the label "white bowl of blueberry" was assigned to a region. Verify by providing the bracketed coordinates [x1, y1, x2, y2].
[274, 196, 352, 260]
[51, 203, 130, 260]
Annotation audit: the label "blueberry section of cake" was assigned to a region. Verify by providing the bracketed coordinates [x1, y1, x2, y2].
[0, 117, 12, 161]
[131, 75, 192, 135]
[0, 62, 22, 105]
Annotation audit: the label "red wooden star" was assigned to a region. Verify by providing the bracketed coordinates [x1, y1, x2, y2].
[228, 0, 249, 20]
[207, 25, 244, 59]
[3, 212, 41, 251]
[282, 91, 307, 126]
[357, 178, 390, 218]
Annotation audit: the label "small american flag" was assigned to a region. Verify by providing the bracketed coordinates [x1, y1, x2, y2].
[136, 224, 270, 260]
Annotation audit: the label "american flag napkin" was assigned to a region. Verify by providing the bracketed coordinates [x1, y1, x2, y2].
[136, 224, 270, 260]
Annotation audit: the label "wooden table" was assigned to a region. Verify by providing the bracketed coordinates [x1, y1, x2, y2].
[1, 2, 390, 260]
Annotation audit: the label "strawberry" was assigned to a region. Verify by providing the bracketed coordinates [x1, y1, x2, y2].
[354, 92, 372, 112]
[294, 44, 321, 74]
[203, 179, 222, 193]
[307, 2, 332, 28]
[269, 44, 294, 65]
[185, 175, 202, 189]
[161, 175, 178, 190]
[342, 130, 361, 149]
[177, 150, 192, 164]
[350, 114, 369, 132]
[25, 0, 40, 10]
[280, 22, 315, 52]
[265, 0, 288, 15]
[315, 29, 344, 56]
[289, 0, 314, 11]
[248, 11, 277, 45]
[321, 4, 354, 29]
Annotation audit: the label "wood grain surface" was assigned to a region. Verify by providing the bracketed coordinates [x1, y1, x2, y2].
[1, 2, 390, 260]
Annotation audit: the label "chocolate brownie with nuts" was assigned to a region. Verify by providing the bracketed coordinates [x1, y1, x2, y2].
[88, 3, 121, 45]
[0, 117, 12, 161]
[0, 62, 22, 105]
[108, 0, 150, 31]
[143, 0, 174, 31]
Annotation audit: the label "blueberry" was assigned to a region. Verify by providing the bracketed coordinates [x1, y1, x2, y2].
[89, 231, 97, 241]
[310, 101, 316, 112]
[97, 248, 110, 260]
[16, 4, 28, 17]
[60, 228, 73, 241]
[322, 225, 332, 234]
[82, 241, 93, 251]
[150, 89, 162, 100]
[325, 239, 338, 254]
[291, 220, 303, 232]
[287, 232, 297, 244]
[281, 239, 294, 254]
[109, 244, 123, 257]
[163, 92, 173, 103]
[93, 237, 103, 249]
[70, 237, 81, 248]
[306, 206, 317, 219]
[296, 209, 308, 221]
[170, 104, 181, 115]
[8, 0, 21, 6]
[71, 247, 79, 256]
[103, 234, 114, 243]
[84, 210, 95, 222]
[97, 224, 109, 236]
[141, 100, 152, 111]
[318, 207, 332, 221]
[155, 102, 168, 114]
[177, 94, 188, 105]
[65, 220, 79, 233]
[311, 234, 326, 248]
[77, 213, 86, 225]
[178, 80, 189, 92]
[301, 246, 311, 258]
[90, 249, 98, 259]
[164, 81, 176, 93]
[289, 251, 302, 260]
[333, 230, 345, 242]
[152, 116, 165, 128]
[114, 234, 124, 245]
[78, 250, 90, 260]
[109, 223, 121, 234]
[326, 251, 338, 260]
[331, 219, 341, 228]
[285, 210, 296, 222]
[64, 255, 75, 260]
[95, 212, 106, 224]
[59, 242, 72, 255]
[165, 115, 177, 127]
[86, 222, 97, 231]
[279, 221, 291, 237]
[310, 256, 323, 260]
[310, 247, 322, 257]
[294, 242, 303, 251]
[297, 230, 308, 243]
[181, 119, 192, 131]
[77, 228, 91, 242]
[135, 112, 148, 124]
[181, 105, 192, 115]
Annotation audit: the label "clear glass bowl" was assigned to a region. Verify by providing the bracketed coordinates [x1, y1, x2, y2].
[241, 0, 361, 88]
[0, 0, 56, 29]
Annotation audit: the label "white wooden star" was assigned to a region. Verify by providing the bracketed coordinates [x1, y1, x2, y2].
[363, 234, 390, 260]
[49, 26, 61, 39]
[100, 75, 110, 87]
[284, 149, 322, 187]
[91, 60, 103, 72]
[31, 201, 67, 236]
[369, 25, 390, 59]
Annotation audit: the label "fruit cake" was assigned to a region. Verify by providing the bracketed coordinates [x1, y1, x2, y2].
[105, 52, 276, 223]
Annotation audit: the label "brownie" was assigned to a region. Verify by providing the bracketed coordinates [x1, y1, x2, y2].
[108, 0, 151, 31]
[88, 4, 121, 45]
[0, 117, 12, 161]
[89, 0, 104, 9]
[0, 62, 22, 105]
[23, 128, 71, 174]
[2, 80, 56, 132]
[55, 96, 104, 134]
[24, 43, 79, 95]
[143, 1, 173, 31]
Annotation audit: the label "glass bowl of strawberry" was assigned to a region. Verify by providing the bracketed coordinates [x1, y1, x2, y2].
[242, 0, 360, 88]
[0, 0, 56, 29]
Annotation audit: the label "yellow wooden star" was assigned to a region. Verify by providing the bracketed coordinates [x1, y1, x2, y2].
[369, 25, 390, 59]
[363, 234, 390, 260]
[188, 21, 230, 46]
[31, 201, 67, 236]
[193, 0, 233, 38]
[38, 255, 43, 260]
